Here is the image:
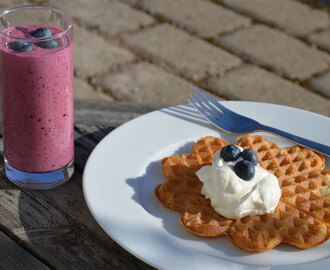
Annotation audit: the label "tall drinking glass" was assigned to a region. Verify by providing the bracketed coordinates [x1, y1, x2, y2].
[0, 5, 74, 189]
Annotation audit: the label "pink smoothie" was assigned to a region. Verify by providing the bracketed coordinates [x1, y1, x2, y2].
[0, 25, 73, 172]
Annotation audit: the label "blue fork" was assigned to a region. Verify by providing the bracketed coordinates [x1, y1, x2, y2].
[188, 88, 330, 157]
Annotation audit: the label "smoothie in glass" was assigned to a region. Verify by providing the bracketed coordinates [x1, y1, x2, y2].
[0, 25, 74, 173]
[0, 5, 74, 189]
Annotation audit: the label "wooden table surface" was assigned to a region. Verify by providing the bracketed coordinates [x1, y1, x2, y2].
[0, 100, 162, 270]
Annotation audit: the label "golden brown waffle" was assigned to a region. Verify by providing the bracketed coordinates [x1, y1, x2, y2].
[237, 135, 325, 182]
[226, 201, 329, 251]
[155, 135, 330, 252]
[159, 136, 232, 237]
[237, 135, 329, 227]
[280, 170, 330, 227]
[155, 179, 233, 237]
[162, 136, 229, 181]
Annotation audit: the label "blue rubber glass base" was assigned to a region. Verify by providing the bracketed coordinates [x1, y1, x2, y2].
[4, 158, 74, 189]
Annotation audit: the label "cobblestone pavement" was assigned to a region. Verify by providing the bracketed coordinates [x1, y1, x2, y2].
[1, 0, 330, 116]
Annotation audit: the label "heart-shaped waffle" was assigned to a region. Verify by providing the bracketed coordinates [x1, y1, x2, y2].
[155, 135, 330, 252]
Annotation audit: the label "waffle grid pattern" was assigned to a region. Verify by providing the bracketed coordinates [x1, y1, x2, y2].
[156, 135, 330, 252]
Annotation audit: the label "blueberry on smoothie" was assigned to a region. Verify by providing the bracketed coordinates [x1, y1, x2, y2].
[37, 39, 59, 49]
[241, 149, 258, 165]
[234, 160, 255, 181]
[10, 41, 33, 52]
[220, 144, 241, 162]
[30, 27, 52, 38]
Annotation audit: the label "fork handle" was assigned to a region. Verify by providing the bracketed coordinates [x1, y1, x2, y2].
[259, 125, 330, 157]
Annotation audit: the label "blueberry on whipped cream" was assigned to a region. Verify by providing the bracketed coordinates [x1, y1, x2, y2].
[241, 149, 258, 166]
[220, 145, 258, 180]
[220, 144, 241, 161]
[196, 145, 281, 219]
[234, 160, 255, 181]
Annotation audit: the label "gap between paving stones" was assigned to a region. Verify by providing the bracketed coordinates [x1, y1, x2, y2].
[307, 28, 330, 53]
[218, 25, 330, 80]
[296, 34, 330, 58]
[122, 23, 243, 82]
[73, 77, 110, 101]
[203, 64, 330, 116]
[70, 18, 221, 102]
[73, 26, 135, 77]
[214, 0, 330, 55]
[116, 11, 249, 84]
[144, 23, 295, 100]
[212, 0, 330, 100]
[121, 24, 330, 103]
[93, 61, 201, 104]
[91, 58, 230, 102]
[211, 1, 330, 75]
[47, 0, 155, 37]
[300, 0, 330, 12]
[64, 0, 330, 105]
[220, 0, 330, 36]
[28, 0, 330, 77]
[41, 0, 330, 103]
[135, 0, 251, 38]
[110, 21, 237, 101]
[124, 0, 253, 82]
[22, 0, 330, 106]
[308, 70, 330, 98]
[123, 0, 330, 96]
[205, 32, 324, 96]
[297, 69, 330, 99]
[209, 26, 330, 99]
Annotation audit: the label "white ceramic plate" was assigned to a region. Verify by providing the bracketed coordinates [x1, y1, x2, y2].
[83, 101, 330, 270]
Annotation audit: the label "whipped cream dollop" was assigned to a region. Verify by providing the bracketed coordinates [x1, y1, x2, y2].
[196, 147, 281, 219]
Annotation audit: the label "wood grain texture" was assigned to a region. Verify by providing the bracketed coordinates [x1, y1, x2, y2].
[0, 171, 153, 269]
[0, 102, 158, 269]
[74, 99, 163, 126]
[0, 231, 49, 270]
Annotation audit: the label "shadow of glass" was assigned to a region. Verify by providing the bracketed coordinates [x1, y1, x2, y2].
[74, 126, 115, 172]
[9, 126, 153, 268]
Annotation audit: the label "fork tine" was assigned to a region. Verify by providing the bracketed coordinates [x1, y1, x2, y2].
[196, 87, 229, 113]
[187, 97, 219, 124]
[192, 90, 223, 116]
[189, 93, 221, 120]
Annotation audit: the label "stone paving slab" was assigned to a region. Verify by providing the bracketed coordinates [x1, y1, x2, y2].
[0, 0, 329, 117]
[308, 29, 330, 51]
[93, 61, 198, 104]
[308, 71, 330, 98]
[222, 0, 329, 36]
[122, 24, 242, 81]
[74, 25, 134, 77]
[74, 77, 112, 100]
[137, 0, 250, 38]
[49, 0, 154, 36]
[218, 24, 330, 80]
[205, 65, 330, 116]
